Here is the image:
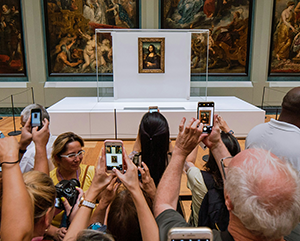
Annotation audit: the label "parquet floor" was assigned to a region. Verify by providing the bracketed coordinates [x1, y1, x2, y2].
[0, 115, 275, 221]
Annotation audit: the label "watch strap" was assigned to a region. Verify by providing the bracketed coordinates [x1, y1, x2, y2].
[79, 197, 96, 209]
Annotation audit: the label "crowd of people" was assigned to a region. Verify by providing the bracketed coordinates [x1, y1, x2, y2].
[0, 87, 300, 241]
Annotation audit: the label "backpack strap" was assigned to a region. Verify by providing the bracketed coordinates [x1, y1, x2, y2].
[221, 230, 235, 241]
[81, 165, 90, 189]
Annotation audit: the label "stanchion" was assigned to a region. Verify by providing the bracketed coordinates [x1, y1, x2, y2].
[8, 95, 21, 136]
[114, 109, 117, 139]
[31, 87, 35, 104]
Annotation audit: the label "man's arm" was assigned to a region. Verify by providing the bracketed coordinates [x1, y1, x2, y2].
[202, 115, 231, 180]
[154, 117, 206, 217]
[33, 119, 50, 174]
[0, 137, 33, 241]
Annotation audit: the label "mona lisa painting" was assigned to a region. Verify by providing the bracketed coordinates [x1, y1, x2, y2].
[138, 37, 165, 73]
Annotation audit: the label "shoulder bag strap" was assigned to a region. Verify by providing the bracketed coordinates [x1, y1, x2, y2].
[81, 165, 90, 189]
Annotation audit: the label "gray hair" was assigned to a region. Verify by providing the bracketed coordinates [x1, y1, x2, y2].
[76, 230, 114, 241]
[225, 149, 300, 240]
[21, 104, 50, 123]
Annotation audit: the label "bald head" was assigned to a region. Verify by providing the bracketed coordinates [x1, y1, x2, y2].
[226, 149, 300, 240]
[281, 87, 300, 116]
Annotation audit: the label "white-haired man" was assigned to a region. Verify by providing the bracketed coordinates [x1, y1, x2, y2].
[19, 104, 56, 173]
[154, 117, 300, 241]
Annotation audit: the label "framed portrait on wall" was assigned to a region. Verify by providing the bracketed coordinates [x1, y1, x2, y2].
[160, 0, 253, 76]
[42, 0, 140, 79]
[0, 0, 26, 77]
[138, 37, 165, 73]
[269, 0, 300, 76]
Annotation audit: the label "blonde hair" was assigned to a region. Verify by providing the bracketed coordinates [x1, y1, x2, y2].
[23, 171, 56, 224]
[51, 132, 84, 167]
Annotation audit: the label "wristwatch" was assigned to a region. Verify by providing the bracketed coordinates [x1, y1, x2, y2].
[78, 196, 96, 209]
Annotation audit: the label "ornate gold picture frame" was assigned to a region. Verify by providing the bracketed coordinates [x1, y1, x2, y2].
[138, 38, 165, 73]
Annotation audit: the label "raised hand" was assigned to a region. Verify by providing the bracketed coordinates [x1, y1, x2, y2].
[139, 162, 156, 201]
[113, 149, 140, 192]
[19, 116, 32, 151]
[174, 117, 207, 157]
[32, 118, 50, 147]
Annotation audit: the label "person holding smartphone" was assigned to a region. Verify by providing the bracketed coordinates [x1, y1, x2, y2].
[18, 104, 57, 173]
[154, 116, 300, 241]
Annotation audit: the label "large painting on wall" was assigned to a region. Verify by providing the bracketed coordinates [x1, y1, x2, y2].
[43, 0, 139, 76]
[0, 0, 26, 76]
[269, 0, 300, 76]
[161, 0, 253, 76]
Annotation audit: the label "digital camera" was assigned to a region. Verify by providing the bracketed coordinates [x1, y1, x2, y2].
[55, 178, 80, 210]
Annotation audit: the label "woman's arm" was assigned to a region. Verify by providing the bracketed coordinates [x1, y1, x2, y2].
[89, 177, 119, 225]
[132, 133, 141, 152]
[0, 137, 33, 241]
[114, 153, 159, 241]
[64, 150, 115, 241]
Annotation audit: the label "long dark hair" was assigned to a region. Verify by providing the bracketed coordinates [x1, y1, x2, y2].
[204, 132, 241, 187]
[139, 112, 169, 186]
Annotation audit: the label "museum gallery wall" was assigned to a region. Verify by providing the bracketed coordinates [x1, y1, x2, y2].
[43, 0, 139, 78]
[2, 0, 300, 82]
[0, 0, 26, 77]
[269, 0, 300, 77]
[161, 0, 253, 76]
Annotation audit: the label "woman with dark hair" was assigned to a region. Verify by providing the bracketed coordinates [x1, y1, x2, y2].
[143, 44, 160, 69]
[184, 116, 241, 227]
[132, 112, 172, 187]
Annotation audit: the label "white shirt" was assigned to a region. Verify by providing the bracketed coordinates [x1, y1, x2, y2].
[245, 119, 300, 172]
[19, 134, 57, 173]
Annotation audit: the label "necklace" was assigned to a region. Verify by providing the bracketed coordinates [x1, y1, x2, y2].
[57, 168, 79, 181]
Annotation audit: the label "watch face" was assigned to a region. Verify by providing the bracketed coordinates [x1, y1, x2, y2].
[79, 198, 96, 209]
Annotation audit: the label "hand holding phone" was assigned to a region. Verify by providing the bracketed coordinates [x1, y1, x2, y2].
[104, 140, 123, 172]
[31, 108, 43, 130]
[197, 102, 214, 133]
[148, 106, 159, 113]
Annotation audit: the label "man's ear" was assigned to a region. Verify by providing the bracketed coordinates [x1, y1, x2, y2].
[225, 194, 234, 211]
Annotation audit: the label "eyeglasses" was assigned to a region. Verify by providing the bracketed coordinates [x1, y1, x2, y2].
[60, 150, 85, 159]
[220, 156, 233, 180]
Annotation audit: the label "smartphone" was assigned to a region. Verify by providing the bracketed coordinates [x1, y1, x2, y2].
[197, 102, 214, 133]
[149, 106, 159, 113]
[168, 227, 213, 241]
[104, 140, 123, 172]
[31, 108, 43, 130]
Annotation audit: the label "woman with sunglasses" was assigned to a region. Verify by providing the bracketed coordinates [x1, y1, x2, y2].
[45, 132, 95, 241]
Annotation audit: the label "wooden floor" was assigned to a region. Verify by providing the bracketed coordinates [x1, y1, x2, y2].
[0, 115, 275, 221]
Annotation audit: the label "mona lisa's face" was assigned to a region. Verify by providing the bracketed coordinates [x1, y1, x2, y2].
[148, 45, 154, 52]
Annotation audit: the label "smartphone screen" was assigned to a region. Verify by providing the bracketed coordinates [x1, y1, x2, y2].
[197, 102, 214, 127]
[105, 141, 123, 171]
[31, 109, 42, 129]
